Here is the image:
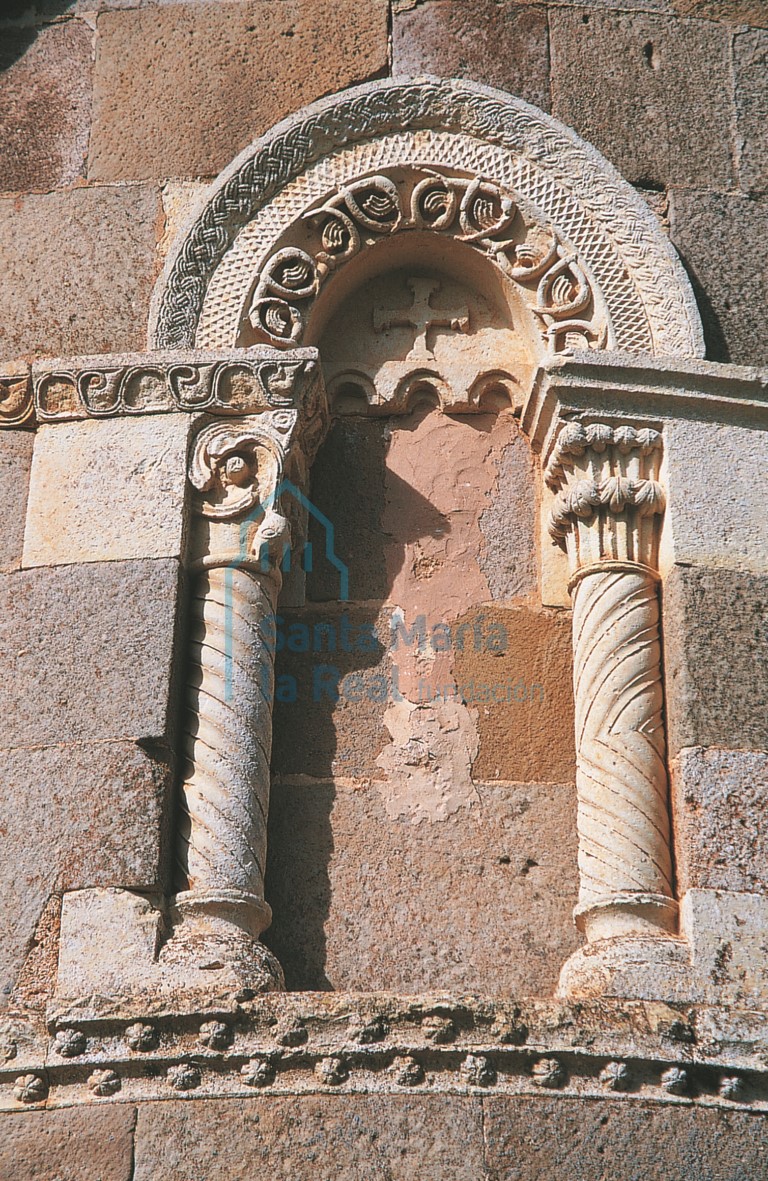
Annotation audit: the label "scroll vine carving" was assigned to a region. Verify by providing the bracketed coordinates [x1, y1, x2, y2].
[31, 351, 318, 423]
[247, 166, 605, 355]
[0, 371, 33, 427]
[150, 78, 703, 358]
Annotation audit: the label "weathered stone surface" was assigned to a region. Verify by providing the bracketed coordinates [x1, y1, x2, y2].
[0, 430, 33, 573]
[479, 433, 537, 601]
[0, 558, 183, 749]
[669, 189, 768, 366]
[453, 606, 576, 784]
[484, 1095, 768, 1179]
[88, 0, 389, 182]
[264, 779, 580, 994]
[672, 747, 768, 893]
[734, 30, 768, 195]
[550, 10, 734, 188]
[672, 0, 768, 25]
[0, 19, 93, 194]
[392, 1, 550, 112]
[664, 417, 768, 574]
[0, 185, 161, 360]
[23, 415, 191, 568]
[683, 888, 768, 1008]
[663, 565, 768, 757]
[134, 1095, 484, 1180]
[0, 739, 173, 1009]
[271, 606, 390, 780]
[0, 1105, 135, 1181]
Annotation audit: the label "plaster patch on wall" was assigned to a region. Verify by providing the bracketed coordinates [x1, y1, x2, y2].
[375, 698, 480, 823]
[383, 410, 495, 621]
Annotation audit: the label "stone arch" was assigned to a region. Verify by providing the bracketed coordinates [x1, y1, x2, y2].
[136, 77, 702, 1002]
[149, 76, 704, 362]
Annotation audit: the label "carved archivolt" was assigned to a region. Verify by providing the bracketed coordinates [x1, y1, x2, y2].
[149, 77, 704, 359]
[246, 166, 607, 355]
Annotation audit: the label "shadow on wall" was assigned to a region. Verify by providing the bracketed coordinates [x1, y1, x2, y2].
[263, 410, 452, 989]
[675, 248, 730, 364]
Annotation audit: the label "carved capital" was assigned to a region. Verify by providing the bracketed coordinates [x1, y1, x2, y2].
[189, 415, 294, 521]
[545, 422, 665, 575]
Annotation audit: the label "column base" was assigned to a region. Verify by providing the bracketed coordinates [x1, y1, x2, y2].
[557, 934, 692, 1002]
[53, 887, 284, 1020]
[160, 889, 284, 992]
[575, 893, 679, 941]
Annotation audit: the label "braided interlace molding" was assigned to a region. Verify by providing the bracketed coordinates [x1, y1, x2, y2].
[149, 79, 703, 359]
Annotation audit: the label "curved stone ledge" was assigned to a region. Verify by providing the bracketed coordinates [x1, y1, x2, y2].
[0, 995, 767, 1112]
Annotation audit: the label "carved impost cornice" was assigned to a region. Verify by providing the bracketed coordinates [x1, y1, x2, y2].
[0, 348, 327, 435]
[522, 350, 768, 455]
[544, 420, 665, 575]
[0, 364, 33, 428]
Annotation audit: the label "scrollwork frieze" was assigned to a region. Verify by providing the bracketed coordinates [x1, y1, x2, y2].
[0, 368, 33, 428]
[26, 348, 322, 425]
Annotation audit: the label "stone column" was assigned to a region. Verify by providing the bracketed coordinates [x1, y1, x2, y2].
[161, 407, 319, 990]
[546, 423, 677, 953]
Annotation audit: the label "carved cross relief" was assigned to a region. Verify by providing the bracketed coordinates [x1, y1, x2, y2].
[372, 277, 470, 361]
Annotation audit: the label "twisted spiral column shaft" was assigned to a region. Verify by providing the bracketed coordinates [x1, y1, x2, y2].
[571, 566, 677, 941]
[174, 564, 279, 939]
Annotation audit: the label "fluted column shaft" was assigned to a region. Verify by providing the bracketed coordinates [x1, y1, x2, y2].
[546, 421, 676, 943]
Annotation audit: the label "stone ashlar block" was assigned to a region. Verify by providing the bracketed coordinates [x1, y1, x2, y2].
[0, 1106, 135, 1181]
[672, 0, 768, 26]
[88, 0, 389, 182]
[669, 189, 768, 366]
[683, 887, 768, 1009]
[134, 1095, 484, 1181]
[0, 429, 33, 574]
[264, 779, 580, 995]
[662, 565, 768, 757]
[392, 1, 551, 113]
[484, 1095, 768, 1180]
[664, 417, 768, 575]
[672, 747, 768, 894]
[0, 185, 161, 360]
[0, 739, 174, 1009]
[0, 557, 184, 750]
[271, 605, 392, 780]
[0, 19, 93, 194]
[23, 414, 192, 568]
[734, 29, 768, 195]
[453, 605, 576, 785]
[550, 10, 735, 189]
